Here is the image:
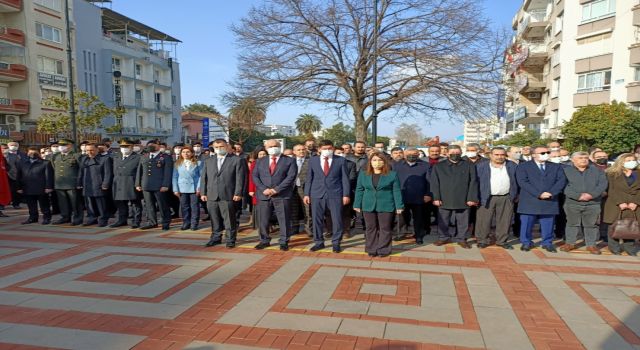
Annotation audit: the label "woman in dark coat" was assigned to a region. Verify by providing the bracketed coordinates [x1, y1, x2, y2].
[603, 153, 640, 255]
[354, 152, 404, 257]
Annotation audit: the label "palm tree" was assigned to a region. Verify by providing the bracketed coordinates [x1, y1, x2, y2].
[295, 113, 322, 138]
[226, 97, 267, 144]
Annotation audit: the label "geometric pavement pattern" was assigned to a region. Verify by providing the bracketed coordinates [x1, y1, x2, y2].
[0, 209, 639, 349]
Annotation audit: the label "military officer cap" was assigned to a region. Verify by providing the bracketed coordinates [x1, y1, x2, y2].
[132, 139, 142, 145]
[58, 138, 74, 145]
[119, 138, 134, 146]
[79, 140, 90, 145]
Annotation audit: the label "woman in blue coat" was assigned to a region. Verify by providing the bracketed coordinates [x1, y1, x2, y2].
[354, 152, 404, 257]
[172, 146, 202, 230]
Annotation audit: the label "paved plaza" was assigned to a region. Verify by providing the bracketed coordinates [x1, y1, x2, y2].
[0, 210, 639, 349]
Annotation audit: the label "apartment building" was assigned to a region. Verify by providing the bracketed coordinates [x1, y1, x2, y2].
[74, 0, 181, 143]
[462, 116, 500, 145]
[503, 0, 640, 138]
[257, 124, 297, 137]
[0, 0, 73, 138]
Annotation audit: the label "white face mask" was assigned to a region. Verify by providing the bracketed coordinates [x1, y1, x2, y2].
[44, 151, 51, 157]
[121, 147, 132, 155]
[550, 147, 560, 152]
[51, 147, 60, 154]
[560, 156, 570, 162]
[624, 161, 638, 170]
[58, 145, 69, 153]
[538, 153, 549, 162]
[320, 149, 333, 158]
[267, 147, 281, 156]
[466, 151, 477, 158]
[550, 157, 561, 163]
[215, 148, 227, 156]
[132, 146, 142, 153]
[511, 152, 521, 159]
[193, 147, 202, 154]
[8, 145, 18, 151]
[174, 148, 182, 155]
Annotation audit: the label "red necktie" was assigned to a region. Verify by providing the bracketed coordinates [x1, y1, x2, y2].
[323, 157, 330, 176]
[270, 156, 277, 175]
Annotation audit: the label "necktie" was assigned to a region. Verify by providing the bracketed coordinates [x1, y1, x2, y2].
[323, 157, 330, 176]
[217, 157, 223, 170]
[539, 163, 545, 172]
[270, 156, 277, 175]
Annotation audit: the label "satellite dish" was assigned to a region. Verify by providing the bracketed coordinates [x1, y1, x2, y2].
[113, 71, 121, 78]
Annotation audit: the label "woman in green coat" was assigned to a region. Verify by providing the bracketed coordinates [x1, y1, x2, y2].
[354, 152, 404, 257]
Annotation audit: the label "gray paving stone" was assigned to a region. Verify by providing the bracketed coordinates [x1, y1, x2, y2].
[324, 299, 370, 314]
[526, 271, 571, 289]
[288, 267, 345, 310]
[564, 320, 635, 350]
[370, 261, 461, 273]
[161, 282, 221, 306]
[360, 283, 397, 296]
[0, 240, 75, 250]
[368, 302, 463, 323]
[0, 322, 145, 350]
[19, 293, 102, 310]
[85, 298, 187, 319]
[0, 247, 23, 256]
[198, 258, 258, 285]
[557, 273, 640, 285]
[461, 267, 497, 285]
[124, 277, 184, 297]
[337, 318, 385, 338]
[108, 267, 149, 278]
[264, 257, 316, 284]
[507, 250, 545, 265]
[596, 295, 640, 338]
[0, 249, 59, 268]
[467, 284, 511, 309]
[346, 268, 419, 281]
[384, 322, 484, 348]
[475, 307, 533, 350]
[256, 312, 342, 333]
[421, 274, 457, 297]
[218, 296, 278, 326]
[419, 294, 460, 309]
[583, 284, 630, 301]
[0, 291, 37, 306]
[620, 287, 640, 297]
[316, 257, 371, 267]
[184, 341, 272, 350]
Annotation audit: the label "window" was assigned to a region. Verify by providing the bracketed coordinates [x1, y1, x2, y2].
[35, 23, 61, 43]
[172, 95, 177, 106]
[551, 78, 560, 98]
[135, 64, 141, 77]
[155, 116, 163, 130]
[41, 89, 65, 101]
[34, 0, 62, 11]
[37, 56, 63, 75]
[551, 47, 561, 67]
[111, 57, 121, 71]
[137, 115, 144, 129]
[581, 0, 616, 23]
[631, 103, 640, 112]
[577, 32, 612, 45]
[577, 70, 611, 93]
[554, 14, 563, 35]
[154, 69, 160, 83]
[635, 67, 640, 82]
[135, 89, 143, 107]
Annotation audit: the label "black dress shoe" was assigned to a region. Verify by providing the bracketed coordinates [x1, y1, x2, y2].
[497, 243, 513, 250]
[41, 218, 51, 225]
[82, 220, 98, 226]
[162, 224, 170, 231]
[205, 239, 222, 247]
[226, 242, 236, 248]
[477, 243, 489, 249]
[280, 244, 289, 251]
[191, 225, 199, 231]
[97, 222, 108, 227]
[416, 239, 424, 245]
[310, 244, 325, 252]
[140, 224, 158, 230]
[255, 242, 271, 250]
[109, 222, 128, 228]
[332, 246, 342, 253]
[130, 223, 140, 229]
[52, 219, 70, 225]
[180, 224, 190, 230]
[71, 221, 82, 226]
[368, 253, 377, 257]
[21, 219, 37, 224]
[543, 245, 557, 253]
[520, 244, 532, 252]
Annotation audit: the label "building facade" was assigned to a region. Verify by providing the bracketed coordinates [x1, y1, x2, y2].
[0, 0, 73, 138]
[463, 117, 500, 145]
[257, 124, 296, 137]
[503, 0, 640, 138]
[73, 0, 181, 143]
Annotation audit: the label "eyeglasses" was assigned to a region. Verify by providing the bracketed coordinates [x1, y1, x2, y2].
[538, 152, 550, 155]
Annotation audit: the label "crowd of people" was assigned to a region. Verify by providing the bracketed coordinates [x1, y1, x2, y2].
[0, 137, 638, 256]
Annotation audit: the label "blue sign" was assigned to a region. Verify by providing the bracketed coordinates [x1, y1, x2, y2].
[497, 88, 506, 120]
[202, 118, 210, 146]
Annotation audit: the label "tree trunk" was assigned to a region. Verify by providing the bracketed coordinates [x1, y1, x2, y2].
[353, 108, 368, 143]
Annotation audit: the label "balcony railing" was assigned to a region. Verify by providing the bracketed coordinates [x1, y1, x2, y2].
[0, 98, 28, 114]
[103, 32, 173, 60]
[0, 62, 27, 81]
[518, 10, 549, 35]
[0, 26, 25, 46]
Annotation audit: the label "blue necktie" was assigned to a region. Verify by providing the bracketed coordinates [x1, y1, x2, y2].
[539, 163, 545, 172]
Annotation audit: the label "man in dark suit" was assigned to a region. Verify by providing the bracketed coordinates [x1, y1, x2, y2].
[332, 148, 357, 238]
[16, 147, 54, 224]
[394, 148, 431, 244]
[135, 140, 173, 230]
[252, 139, 297, 250]
[292, 144, 311, 235]
[78, 144, 113, 227]
[304, 139, 351, 253]
[515, 146, 567, 252]
[111, 139, 143, 228]
[51, 139, 84, 225]
[200, 138, 247, 248]
[5, 141, 26, 209]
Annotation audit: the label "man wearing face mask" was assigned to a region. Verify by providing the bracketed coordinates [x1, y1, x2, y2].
[374, 142, 392, 161]
[135, 140, 174, 230]
[462, 143, 488, 165]
[592, 150, 609, 170]
[304, 139, 351, 253]
[5, 141, 25, 209]
[520, 146, 532, 162]
[559, 148, 571, 165]
[515, 146, 567, 252]
[192, 141, 205, 161]
[394, 148, 431, 244]
[548, 141, 561, 153]
[111, 139, 143, 228]
[327, 148, 357, 238]
[132, 140, 144, 155]
[252, 139, 297, 250]
[78, 144, 113, 227]
[201, 139, 247, 248]
[51, 139, 84, 225]
[430, 145, 478, 248]
[16, 147, 54, 225]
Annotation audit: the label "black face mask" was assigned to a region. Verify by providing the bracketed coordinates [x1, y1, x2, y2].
[449, 154, 461, 162]
[595, 158, 608, 165]
[28, 154, 38, 160]
[146, 145, 157, 153]
[406, 155, 419, 162]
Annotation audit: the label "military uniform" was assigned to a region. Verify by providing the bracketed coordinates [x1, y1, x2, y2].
[136, 151, 173, 229]
[78, 155, 113, 226]
[112, 152, 142, 227]
[51, 149, 84, 224]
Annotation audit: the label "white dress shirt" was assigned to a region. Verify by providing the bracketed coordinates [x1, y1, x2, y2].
[489, 163, 511, 196]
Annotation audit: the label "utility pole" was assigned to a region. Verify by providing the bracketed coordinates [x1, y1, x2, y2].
[64, 0, 78, 150]
[371, 0, 379, 144]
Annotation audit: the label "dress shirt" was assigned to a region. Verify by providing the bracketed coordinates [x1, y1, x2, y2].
[217, 155, 225, 169]
[489, 163, 510, 196]
[296, 157, 304, 186]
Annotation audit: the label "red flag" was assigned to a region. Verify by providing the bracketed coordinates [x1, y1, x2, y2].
[0, 152, 11, 206]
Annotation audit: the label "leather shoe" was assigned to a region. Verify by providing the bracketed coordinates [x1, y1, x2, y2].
[41, 218, 51, 225]
[458, 242, 471, 249]
[191, 225, 199, 231]
[83, 220, 98, 226]
[52, 219, 70, 225]
[310, 244, 325, 252]
[543, 245, 557, 253]
[162, 224, 170, 231]
[477, 243, 489, 249]
[255, 242, 270, 250]
[226, 242, 236, 248]
[109, 221, 128, 228]
[205, 239, 222, 247]
[98, 222, 108, 227]
[586, 246, 601, 255]
[180, 223, 190, 230]
[497, 243, 513, 250]
[71, 221, 83, 226]
[130, 223, 140, 229]
[280, 244, 289, 251]
[560, 244, 576, 252]
[415, 239, 424, 245]
[368, 253, 377, 257]
[140, 224, 158, 230]
[520, 244, 532, 252]
[434, 239, 450, 246]
[332, 245, 342, 253]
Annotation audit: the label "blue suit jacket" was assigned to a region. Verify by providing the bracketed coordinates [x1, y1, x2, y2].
[172, 161, 202, 193]
[304, 155, 351, 199]
[252, 155, 297, 200]
[515, 160, 567, 215]
[476, 160, 518, 207]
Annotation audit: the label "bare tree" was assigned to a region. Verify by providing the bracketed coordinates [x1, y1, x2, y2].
[395, 123, 424, 147]
[229, 0, 504, 141]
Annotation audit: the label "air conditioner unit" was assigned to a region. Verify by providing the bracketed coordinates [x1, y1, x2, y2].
[6, 115, 16, 123]
[8, 123, 16, 131]
[527, 92, 541, 99]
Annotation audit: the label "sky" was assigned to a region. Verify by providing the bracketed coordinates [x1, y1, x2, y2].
[104, 0, 522, 141]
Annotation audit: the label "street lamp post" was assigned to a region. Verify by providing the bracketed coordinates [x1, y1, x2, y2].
[64, 0, 78, 149]
[371, 0, 379, 144]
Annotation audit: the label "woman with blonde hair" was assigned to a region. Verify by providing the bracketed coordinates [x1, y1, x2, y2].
[603, 153, 640, 255]
[172, 145, 202, 231]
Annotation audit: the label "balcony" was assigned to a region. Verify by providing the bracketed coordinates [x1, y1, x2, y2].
[634, 3, 640, 27]
[155, 102, 171, 112]
[628, 82, 640, 103]
[515, 72, 545, 93]
[0, 62, 26, 81]
[0, 98, 28, 114]
[518, 9, 549, 39]
[0, 0, 21, 12]
[117, 126, 171, 136]
[0, 27, 25, 46]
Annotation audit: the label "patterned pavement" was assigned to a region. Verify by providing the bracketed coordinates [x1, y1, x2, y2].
[0, 208, 639, 349]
